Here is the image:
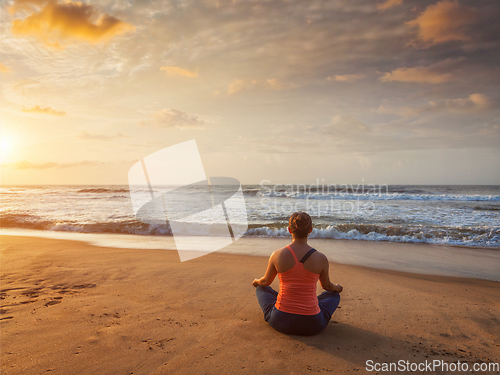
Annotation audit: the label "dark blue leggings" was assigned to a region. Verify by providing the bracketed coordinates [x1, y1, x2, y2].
[255, 286, 340, 336]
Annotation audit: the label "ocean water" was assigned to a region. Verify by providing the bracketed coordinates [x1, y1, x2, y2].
[1, 184, 499, 248]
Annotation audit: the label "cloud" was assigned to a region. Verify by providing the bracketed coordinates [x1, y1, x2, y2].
[78, 131, 127, 141]
[3, 161, 58, 169]
[140, 108, 206, 129]
[319, 115, 373, 144]
[374, 105, 416, 117]
[160, 66, 199, 78]
[315, 106, 498, 153]
[379, 58, 462, 84]
[317, 115, 406, 151]
[329, 115, 369, 133]
[373, 93, 491, 116]
[377, 0, 403, 11]
[326, 74, 364, 82]
[0, 63, 12, 73]
[22, 105, 66, 116]
[9, 0, 135, 49]
[227, 79, 259, 95]
[2, 160, 103, 169]
[407, 0, 475, 47]
[379, 66, 453, 84]
[477, 116, 500, 136]
[429, 93, 490, 112]
[227, 78, 295, 94]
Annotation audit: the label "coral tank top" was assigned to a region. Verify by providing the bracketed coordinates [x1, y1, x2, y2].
[275, 245, 320, 315]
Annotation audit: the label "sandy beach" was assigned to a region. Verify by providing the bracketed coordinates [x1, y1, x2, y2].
[1, 235, 499, 374]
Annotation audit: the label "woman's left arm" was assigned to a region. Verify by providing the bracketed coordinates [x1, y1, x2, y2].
[252, 252, 278, 287]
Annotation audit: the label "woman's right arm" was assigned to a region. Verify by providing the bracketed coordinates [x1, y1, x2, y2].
[252, 251, 278, 287]
[319, 255, 343, 293]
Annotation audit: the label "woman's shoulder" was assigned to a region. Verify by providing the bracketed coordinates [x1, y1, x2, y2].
[311, 248, 326, 257]
[274, 245, 326, 260]
[272, 246, 290, 258]
[271, 246, 297, 264]
[310, 248, 328, 260]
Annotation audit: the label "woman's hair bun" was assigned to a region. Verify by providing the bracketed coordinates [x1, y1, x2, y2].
[288, 212, 312, 238]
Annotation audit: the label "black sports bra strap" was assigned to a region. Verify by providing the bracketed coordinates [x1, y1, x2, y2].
[299, 248, 316, 263]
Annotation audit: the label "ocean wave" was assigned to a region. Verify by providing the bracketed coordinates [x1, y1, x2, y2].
[0, 187, 25, 194]
[245, 224, 500, 247]
[0, 213, 171, 236]
[256, 191, 500, 202]
[2, 212, 499, 247]
[472, 205, 500, 211]
[77, 188, 130, 194]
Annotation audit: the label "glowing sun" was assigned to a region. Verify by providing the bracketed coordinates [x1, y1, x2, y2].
[0, 136, 16, 162]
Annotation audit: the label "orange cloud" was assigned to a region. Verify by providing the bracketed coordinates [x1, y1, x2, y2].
[373, 93, 490, 117]
[0, 63, 11, 73]
[377, 0, 403, 11]
[22, 105, 66, 116]
[160, 66, 199, 78]
[326, 74, 364, 82]
[2, 160, 103, 169]
[407, 0, 475, 46]
[433, 93, 490, 112]
[78, 131, 126, 141]
[227, 79, 258, 94]
[2, 160, 58, 169]
[160, 66, 198, 78]
[9, 0, 135, 49]
[227, 78, 295, 94]
[380, 65, 454, 84]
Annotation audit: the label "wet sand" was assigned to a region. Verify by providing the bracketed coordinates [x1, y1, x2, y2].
[1, 235, 499, 374]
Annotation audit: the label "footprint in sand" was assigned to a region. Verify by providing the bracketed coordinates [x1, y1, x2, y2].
[19, 300, 37, 305]
[72, 284, 97, 289]
[21, 288, 43, 297]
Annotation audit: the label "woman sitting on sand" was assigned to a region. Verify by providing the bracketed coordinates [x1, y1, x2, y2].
[252, 211, 343, 336]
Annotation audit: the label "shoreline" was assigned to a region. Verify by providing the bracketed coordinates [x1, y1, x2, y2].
[1, 233, 498, 286]
[1, 226, 498, 251]
[1, 228, 499, 282]
[1, 235, 499, 374]
[1, 226, 497, 250]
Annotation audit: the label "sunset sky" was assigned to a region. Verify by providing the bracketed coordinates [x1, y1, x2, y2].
[0, 0, 499, 185]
